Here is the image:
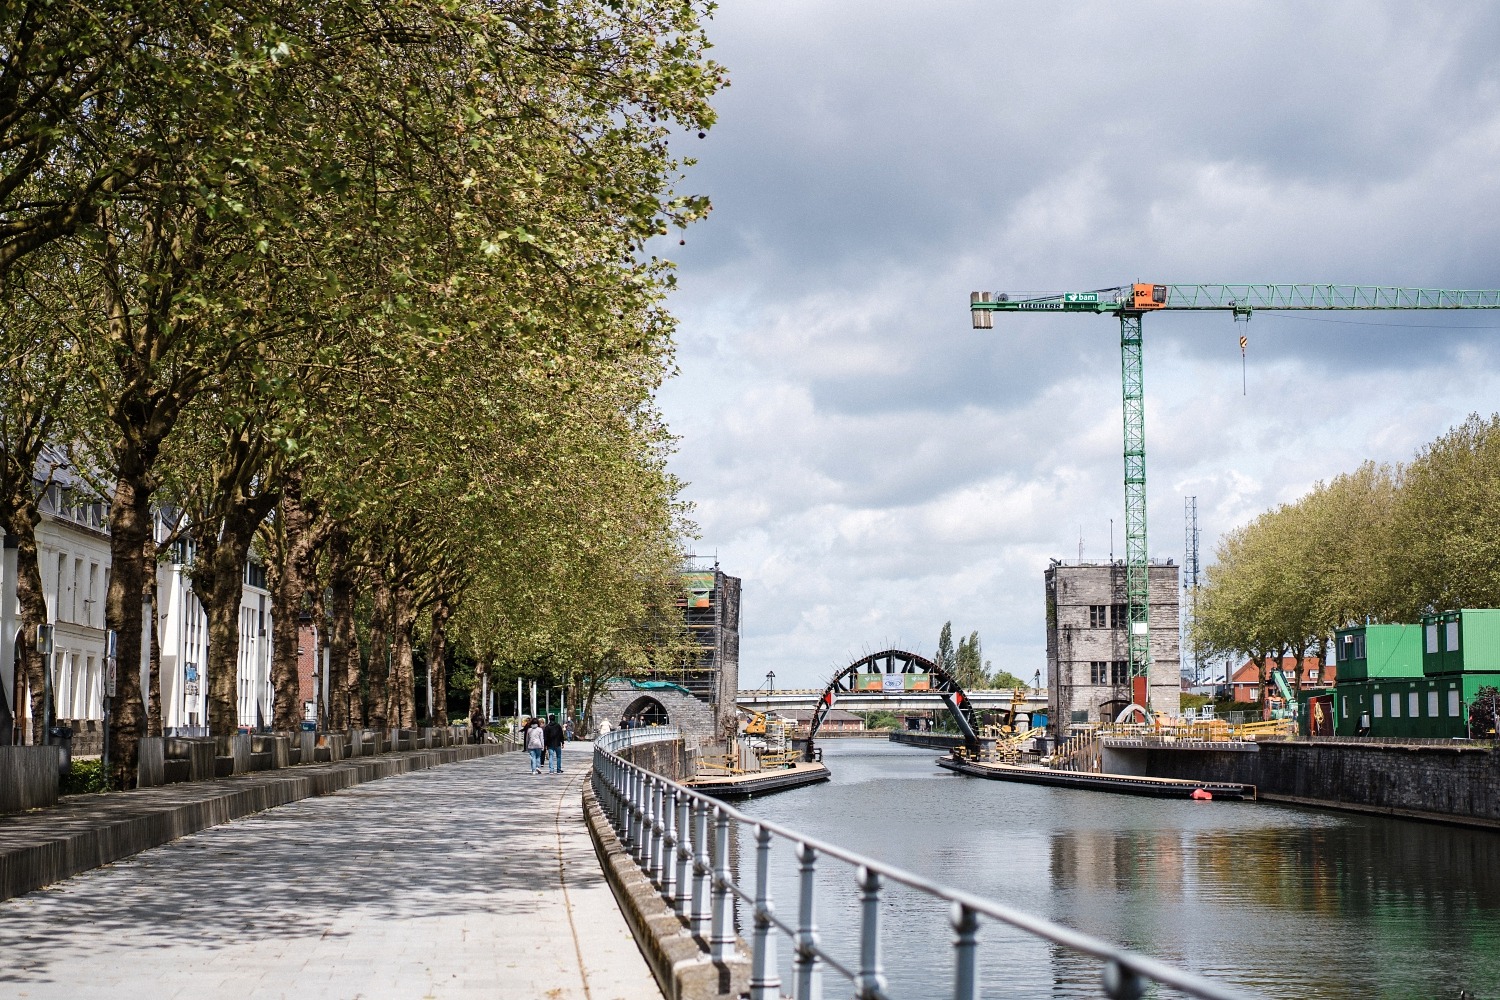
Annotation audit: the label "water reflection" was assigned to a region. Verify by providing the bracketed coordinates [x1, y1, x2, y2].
[735, 740, 1500, 999]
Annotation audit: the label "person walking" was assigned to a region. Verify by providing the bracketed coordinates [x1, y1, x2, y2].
[470, 706, 486, 744]
[597, 716, 612, 737]
[544, 714, 566, 773]
[524, 717, 546, 774]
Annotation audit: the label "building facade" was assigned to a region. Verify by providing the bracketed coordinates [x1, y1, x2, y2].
[1, 469, 274, 746]
[1045, 561, 1180, 733]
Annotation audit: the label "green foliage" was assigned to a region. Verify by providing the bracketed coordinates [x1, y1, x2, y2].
[955, 631, 984, 689]
[1469, 686, 1499, 738]
[60, 757, 110, 796]
[988, 669, 1029, 690]
[859, 710, 901, 730]
[935, 622, 955, 674]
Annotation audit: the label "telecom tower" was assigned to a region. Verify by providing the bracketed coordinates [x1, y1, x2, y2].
[1183, 496, 1201, 684]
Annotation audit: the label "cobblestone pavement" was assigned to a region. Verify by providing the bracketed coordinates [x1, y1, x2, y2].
[1, 752, 662, 1000]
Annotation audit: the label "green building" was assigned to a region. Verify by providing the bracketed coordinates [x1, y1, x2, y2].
[1330, 615, 1500, 738]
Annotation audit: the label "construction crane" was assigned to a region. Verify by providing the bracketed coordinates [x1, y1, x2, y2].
[969, 283, 1500, 714]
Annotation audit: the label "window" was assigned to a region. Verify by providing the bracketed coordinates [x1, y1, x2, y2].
[1449, 690, 1461, 718]
[1426, 624, 1439, 653]
[1089, 606, 1108, 628]
[1373, 693, 1383, 718]
[1428, 691, 1439, 718]
[1390, 692, 1400, 718]
[1112, 661, 1128, 685]
[1113, 604, 1127, 628]
[1446, 620, 1460, 652]
[1409, 692, 1420, 717]
[1090, 661, 1108, 684]
[1352, 634, 1366, 660]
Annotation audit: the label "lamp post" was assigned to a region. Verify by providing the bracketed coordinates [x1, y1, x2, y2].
[767, 670, 775, 699]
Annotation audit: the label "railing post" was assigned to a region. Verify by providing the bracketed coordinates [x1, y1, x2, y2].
[674, 791, 692, 917]
[749, 824, 781, 1000]
[950, 902, 978, 1000]
[793, 841, 822, 1000]
[661, 786, 678, 904]
[630, 768, 646, 863]
[648, 777, 663, 885]
[691, 799, 712, 936]
[855, 865, 886, 1000]
[710, 805, 736, 960]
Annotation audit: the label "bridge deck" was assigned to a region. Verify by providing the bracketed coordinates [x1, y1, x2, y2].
[0, 751, 661, 1000]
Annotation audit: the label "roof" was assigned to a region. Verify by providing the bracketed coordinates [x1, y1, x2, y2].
[775, 708, 863, 723]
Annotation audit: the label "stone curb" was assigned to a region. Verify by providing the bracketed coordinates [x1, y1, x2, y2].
[581, 781, 749, 1000]
[0, 744, 511, 903]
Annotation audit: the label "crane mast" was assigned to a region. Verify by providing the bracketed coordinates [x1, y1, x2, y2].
[969, 282, 1500, 716]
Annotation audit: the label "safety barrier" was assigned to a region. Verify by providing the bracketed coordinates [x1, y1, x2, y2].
[593, 734, 1255, 1000]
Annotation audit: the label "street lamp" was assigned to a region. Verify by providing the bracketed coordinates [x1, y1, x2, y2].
[767, 670, 775, 698]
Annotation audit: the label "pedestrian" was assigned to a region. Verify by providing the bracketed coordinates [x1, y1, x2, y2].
[544, 713, 566, 773]
[597, 716, 613, 737]
[524, 716, 546, 774]
[470, 705, 485, 745]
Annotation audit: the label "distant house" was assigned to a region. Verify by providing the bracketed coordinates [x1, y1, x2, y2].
[776, 708, 865, 733]
[1229, 656, 1333, 703]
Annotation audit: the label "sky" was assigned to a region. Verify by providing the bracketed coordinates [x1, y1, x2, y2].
[649, 1, 1500, 691]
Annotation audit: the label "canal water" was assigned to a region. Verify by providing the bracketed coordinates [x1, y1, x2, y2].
[735, 740, 1500, 999]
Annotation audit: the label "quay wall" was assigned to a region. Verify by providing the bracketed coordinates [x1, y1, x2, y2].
[888, 731, 965, 750]
[1119, 741, 1500, 827]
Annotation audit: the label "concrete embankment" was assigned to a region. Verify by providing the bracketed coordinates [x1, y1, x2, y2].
[1109, 739, 1500, 830]
[888, 730, 966, 750]
[0, 743, 508, 902]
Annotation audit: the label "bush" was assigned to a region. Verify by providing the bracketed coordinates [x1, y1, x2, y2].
[60, 757, 110, 795]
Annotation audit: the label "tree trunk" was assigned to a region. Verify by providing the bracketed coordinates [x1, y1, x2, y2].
[193, 524, 256, 736]
[427, 602, 450, 725]
[104, 472, 153, 788]
[367, 577, 391, 730]
[5, 507, 50, 745]
[144, 530, 161, 737]
[327, 528, 357, 730]
[266, 477, 319, 732]
[468, 652, 488, 721]
[390, 581, 416, 728]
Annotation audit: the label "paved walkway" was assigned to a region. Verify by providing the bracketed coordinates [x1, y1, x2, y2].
[0, 753, 663, 1000]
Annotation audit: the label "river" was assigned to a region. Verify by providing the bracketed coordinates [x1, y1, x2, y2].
[734, 740, 1500, 999]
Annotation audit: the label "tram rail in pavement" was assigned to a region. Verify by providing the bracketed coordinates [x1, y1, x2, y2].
[594, 727, 1258, 1000]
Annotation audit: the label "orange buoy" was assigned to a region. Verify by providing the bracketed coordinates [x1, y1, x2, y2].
[1190, 788, 1213, 801]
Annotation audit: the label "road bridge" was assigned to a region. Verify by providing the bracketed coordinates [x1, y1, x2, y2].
[737, 688, 1048, 713]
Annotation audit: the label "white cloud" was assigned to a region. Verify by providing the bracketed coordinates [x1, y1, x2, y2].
[657, 1, 1500, 689]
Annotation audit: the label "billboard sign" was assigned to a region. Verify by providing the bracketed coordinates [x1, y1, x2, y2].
[682, 571, 714, 608]
[854, 672, 932, 692]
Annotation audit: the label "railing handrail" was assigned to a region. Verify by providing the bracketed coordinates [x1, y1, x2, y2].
[592, 739, 1258, 1000]
[595, 725, 682, 753]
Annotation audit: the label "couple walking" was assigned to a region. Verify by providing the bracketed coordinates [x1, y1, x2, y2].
[523, 714, 566, 774]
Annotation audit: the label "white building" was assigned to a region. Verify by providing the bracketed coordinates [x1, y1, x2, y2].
[1, 466, 274, 747]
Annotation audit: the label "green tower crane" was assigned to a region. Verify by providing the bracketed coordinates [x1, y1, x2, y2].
[969, 283, 1500, 715]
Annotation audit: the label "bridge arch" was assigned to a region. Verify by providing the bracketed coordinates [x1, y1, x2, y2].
[805, 649, 980, 759]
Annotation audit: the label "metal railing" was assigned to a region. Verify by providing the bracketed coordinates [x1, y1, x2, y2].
[592, 735, 1257, 1000]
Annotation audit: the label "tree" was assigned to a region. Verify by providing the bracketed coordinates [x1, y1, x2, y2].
[936, 622, 955, 676]
[955, 631, 985, 690]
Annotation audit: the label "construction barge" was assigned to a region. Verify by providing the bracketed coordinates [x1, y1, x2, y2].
[936, 755, 1256, 800]
[687, 760, 831, 800]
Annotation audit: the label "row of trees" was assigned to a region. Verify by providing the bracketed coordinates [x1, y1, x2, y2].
[934, 622, 1028, 690]
[1193, 413, 1500, 701]
[0, 1, 723, 785]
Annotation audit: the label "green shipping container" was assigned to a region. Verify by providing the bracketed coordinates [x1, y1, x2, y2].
[1334, 624, 1423, 681]
[1421, 609, 1500, 676]
[1333, 673, 1500, 738]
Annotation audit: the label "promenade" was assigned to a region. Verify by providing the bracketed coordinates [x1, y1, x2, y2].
[0, 752, 661, 1000]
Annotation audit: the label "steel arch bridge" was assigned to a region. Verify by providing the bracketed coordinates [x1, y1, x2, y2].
[804, 649, 980, 760]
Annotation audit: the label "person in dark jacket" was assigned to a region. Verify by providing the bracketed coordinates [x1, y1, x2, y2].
[543, 714, 566, 773]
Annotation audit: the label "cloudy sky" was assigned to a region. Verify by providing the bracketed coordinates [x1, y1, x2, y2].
[650, 1, 1500, 690]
